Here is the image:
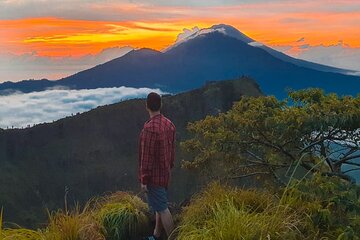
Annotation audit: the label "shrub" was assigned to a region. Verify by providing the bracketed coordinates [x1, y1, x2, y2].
[0, 208, 45, 240]
[282, 174, 360, 239]
[181, 90, 360, 185]
[43, 205, 104, 240]
[175, 182, 303, 240]
[94, 192, 150, 240]
[0, 229, 45, 240]
[0, 192, 151, 240]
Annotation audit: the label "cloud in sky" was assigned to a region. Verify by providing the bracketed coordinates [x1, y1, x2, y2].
[1, 0, 359, 53]
[175, 26, 200, 43]
[1, 0, 360, 22]
[0, 86, 165, 129]
[1, 0, 360, 20]
[272, 39, 360, 73]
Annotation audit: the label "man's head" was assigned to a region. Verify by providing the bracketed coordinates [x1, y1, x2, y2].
[146, 92, 162, 113]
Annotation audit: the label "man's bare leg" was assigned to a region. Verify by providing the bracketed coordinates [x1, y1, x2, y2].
[153, 212, 163, 238]
[159, 208, 174, 238]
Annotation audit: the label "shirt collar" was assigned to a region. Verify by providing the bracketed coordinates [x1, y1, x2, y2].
[146, 113, 162, 123]
[150, 113, 162, 120]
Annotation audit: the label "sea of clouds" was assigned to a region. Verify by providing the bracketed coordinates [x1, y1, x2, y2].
[0, 86, 165, 129]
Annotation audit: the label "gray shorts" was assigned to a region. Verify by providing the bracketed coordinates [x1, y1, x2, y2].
[146, 185, 168, 212]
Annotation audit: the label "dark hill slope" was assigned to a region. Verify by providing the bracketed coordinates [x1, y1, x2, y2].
[0, 77, 262, 227]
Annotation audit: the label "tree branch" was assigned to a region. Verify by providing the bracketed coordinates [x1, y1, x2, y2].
[322, 172, 356, 184]
[230, 171, 270, 179]
[335, 153, 360, 166]
[343, 167, 360, 174]
[342, 161, 360, 167]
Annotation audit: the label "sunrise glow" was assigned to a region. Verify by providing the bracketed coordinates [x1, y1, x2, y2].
[0, 0, 359, 82]
[1, 0, 359, 57]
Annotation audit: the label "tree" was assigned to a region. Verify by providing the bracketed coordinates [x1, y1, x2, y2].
[181, 89, 360, 185]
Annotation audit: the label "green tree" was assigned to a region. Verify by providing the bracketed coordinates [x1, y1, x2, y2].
[181, 89, 360, 185]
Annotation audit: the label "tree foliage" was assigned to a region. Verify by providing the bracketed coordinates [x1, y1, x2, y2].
[181, 89, 360, 184]
[283, 174, 360, 239]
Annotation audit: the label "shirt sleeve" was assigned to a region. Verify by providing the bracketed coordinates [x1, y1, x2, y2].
[139, 128, 158, 184]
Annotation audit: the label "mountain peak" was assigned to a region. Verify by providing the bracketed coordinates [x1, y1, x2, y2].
[209, 24, 254, 43]
[126, 48, 161, 58]
[164, 24, 255, 52]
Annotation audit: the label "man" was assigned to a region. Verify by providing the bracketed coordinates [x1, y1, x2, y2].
[139, 92, 176, 240]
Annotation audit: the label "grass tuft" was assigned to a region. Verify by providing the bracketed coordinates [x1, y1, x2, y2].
[175, 182, 302, 240]
[0, 192, 150, 240]
[43, 204, 105, 240]
[93, 192, 150, 240]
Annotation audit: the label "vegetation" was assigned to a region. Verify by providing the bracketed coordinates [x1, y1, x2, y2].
[43, 205, 104, 240]
[1, 88, 360, 239]
[175, 176, 360, 240]
[177, 89, 360, 239]
[0, 192, 150, 240]
[182, 88, 360, 184]
[1, 178, 359, 239]
[175, 182, 302, 240]
[282, 174, 360, 239]
[94, 192, 150, 240]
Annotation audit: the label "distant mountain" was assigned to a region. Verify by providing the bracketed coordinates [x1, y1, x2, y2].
[1, 24, 359, 98]
[0, 77, 262, 227]
[200, 24, 355, 75]
[0, 79, 55, 94]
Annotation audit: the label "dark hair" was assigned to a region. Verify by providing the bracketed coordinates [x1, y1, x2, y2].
[146, 92, 162, 111]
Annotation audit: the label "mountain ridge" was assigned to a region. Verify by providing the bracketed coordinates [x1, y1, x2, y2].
[0, 24, 359, 98]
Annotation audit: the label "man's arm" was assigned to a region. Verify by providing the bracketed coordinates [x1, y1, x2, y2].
[139, 128, 157, 185]
[170, 130, 176, 169]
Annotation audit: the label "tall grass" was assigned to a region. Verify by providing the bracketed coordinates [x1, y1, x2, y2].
[94, 192, 150, 240]
[0, 191, 150, 240]
[43, 205, 104, 240]
[175, 182, 303, 240]
[280, 174, 360, 239]
[175, 176, 360, 240]
[1, 180, 358, 239]
[0, 208, 46, 240]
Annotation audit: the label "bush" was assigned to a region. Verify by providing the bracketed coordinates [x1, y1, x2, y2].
[0, 191, 151, 240]
[0, 208, 45, 240]
[94, 192, 150, 240]
[282, 174, 360, 239]
[0, 228, 45, 240]
[43, 205, 104, 240]
[175, 182, 303, 240]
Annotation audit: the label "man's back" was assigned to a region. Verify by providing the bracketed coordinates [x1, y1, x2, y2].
[139, 114, 176, 187]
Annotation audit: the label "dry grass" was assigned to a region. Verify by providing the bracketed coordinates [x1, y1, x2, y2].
[93, 192, 150, 240]
[0, 192, 150, 240]
[43, 205, 105, 240]
[174, 182, 303, 240]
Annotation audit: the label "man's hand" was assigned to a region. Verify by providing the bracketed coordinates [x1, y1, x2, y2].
[141, 183, 148, 192]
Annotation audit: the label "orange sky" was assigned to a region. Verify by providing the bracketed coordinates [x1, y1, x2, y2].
[0, 0, 359, 83]
[0, 1, 359, 57]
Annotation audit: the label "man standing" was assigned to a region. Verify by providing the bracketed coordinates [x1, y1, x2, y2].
[139, 92, 176, 240]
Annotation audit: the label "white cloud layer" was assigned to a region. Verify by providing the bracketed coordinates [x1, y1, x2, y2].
[0, 86, 165, 129]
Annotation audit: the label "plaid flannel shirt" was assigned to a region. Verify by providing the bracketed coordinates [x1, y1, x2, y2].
[138, 114, 176, 187]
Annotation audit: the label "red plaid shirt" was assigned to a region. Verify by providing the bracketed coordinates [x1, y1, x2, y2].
[138, 114, 176, 187]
